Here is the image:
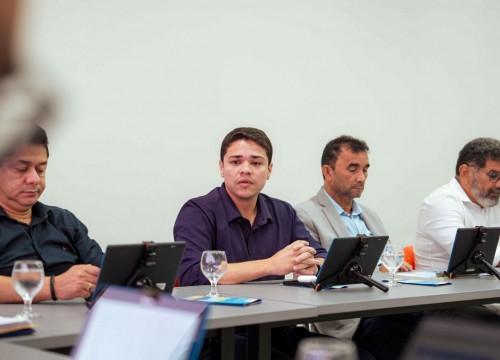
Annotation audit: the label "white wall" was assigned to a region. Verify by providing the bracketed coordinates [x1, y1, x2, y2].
[17, 0, 500, 248]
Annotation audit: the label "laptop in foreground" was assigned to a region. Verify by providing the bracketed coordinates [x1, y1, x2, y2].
[74, 286, 207, 360]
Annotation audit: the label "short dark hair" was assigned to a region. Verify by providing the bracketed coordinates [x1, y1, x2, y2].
[321, 135, 369, 168]
[456, 137, 500, 175]
[1, 124, 49, 162]
[27, 124, 49, 156]
[220, 127, 273, 163]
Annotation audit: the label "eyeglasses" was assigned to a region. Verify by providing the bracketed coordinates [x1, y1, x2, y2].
[467, 164, 500, 183]
[486, 170, 500, 183]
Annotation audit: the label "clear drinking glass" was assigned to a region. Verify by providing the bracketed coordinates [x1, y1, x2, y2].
[11, 260, 45, 318]
[380, 243, 405, 287]
[200, 250, 227, 297]
[296, 337, 358, 360]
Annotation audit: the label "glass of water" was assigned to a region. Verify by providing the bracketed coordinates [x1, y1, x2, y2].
[11, 260, 45, 318]
[296, 337, 358, 360]
[380, 243, 404, 287]
[200, 250, 227, 297]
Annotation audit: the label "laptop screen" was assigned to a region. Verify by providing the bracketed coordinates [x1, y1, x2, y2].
[74, 286, 208, 360]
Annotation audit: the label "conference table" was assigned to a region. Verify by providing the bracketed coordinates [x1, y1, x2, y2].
[0, 297, 317, 360]
[1, 273, 500, 360]
[174, 274, 500, 359]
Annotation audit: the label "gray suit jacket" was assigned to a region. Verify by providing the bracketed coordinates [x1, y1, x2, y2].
[295, 187, 388, 249]
[295, 187, 388, 340]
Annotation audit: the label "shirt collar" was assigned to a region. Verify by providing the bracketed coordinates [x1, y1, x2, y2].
[220, 183, 273, 225]
[0, 202, 48, 224]
[450, 177, 480, 208]
[322, 188, 363, 216]
[31, 202, 49, 224]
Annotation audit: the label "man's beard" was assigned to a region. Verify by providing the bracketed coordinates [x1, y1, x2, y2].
[471, 178, 500, 208]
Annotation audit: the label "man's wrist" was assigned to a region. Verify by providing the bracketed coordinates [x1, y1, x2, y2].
[50, 275, 58, 301]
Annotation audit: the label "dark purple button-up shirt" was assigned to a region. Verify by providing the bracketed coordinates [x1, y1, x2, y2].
[174, 184, 326, 286]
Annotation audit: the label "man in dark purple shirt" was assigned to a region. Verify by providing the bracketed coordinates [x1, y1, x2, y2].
[174, 127, 333, 360]
[175, 184, 326, 285]
[175, 127, 326, 286]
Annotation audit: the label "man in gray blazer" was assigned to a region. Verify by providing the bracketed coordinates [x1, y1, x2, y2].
[296, 135, 390, 245]
[296, 186, 387, 245]
[295, 135, 415, 360]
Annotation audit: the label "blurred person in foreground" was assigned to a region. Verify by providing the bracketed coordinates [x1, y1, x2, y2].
[1, 0, 55, 158]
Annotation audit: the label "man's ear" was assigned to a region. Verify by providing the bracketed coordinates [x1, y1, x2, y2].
[322, 164, 333, 180]
[267, 162, 273, 179]
[458, 164, 472, 184]
[219, 160, 224, 177]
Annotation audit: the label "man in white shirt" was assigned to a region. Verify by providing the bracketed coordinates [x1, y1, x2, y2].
[415, 137, 500, 271]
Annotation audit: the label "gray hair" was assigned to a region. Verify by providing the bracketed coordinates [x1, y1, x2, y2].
[456, 137, 500, 175]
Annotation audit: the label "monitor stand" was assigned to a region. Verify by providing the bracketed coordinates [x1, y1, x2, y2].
[447, 226, 500, 280]
[345, 263, 389, 293]
[314, 236, 389, 293]
[125, 241, 160, 289]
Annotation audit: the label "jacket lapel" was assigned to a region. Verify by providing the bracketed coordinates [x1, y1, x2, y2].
[317, 188, 352, 238]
